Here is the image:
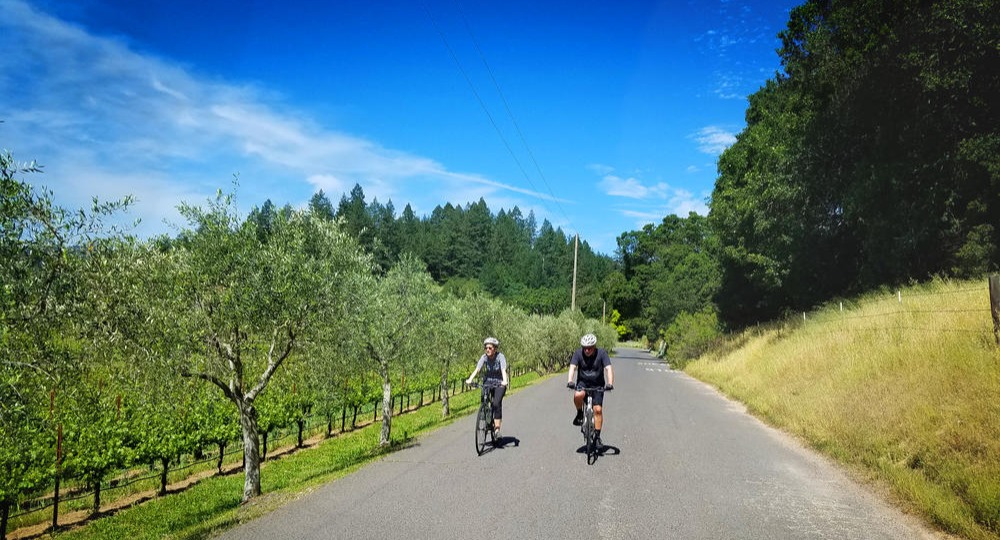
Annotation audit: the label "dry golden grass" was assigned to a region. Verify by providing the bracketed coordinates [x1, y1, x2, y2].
[686, 278, 1000, 540]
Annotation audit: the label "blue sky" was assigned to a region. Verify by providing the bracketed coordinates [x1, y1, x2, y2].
[1, 0, 797, 255]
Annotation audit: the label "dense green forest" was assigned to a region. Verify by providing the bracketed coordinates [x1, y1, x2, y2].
[607, 0, 999, 360]
[710, 0, 999, 327]
[272, 184, 616, 318]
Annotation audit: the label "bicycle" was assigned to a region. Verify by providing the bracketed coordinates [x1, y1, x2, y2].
[471, 381, 502, 455]
[571, 385, 609, 464]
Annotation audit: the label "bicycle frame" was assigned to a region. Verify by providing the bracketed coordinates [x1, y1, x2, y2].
[572, 385, 606, 464]
[472, 381, 501, 455]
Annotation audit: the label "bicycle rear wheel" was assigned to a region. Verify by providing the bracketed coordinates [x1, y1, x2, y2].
[475, 404, 490, 455]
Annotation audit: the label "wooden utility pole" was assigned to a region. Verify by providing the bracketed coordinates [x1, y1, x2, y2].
[989, 274, 1000, 346]
[571, 234, 579, 310]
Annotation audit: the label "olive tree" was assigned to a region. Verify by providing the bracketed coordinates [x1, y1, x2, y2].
[426, 294, 477, 416]
[163, 192, 370, 502]
[351, 255, 436, 446]
[1, 149, 130, 532]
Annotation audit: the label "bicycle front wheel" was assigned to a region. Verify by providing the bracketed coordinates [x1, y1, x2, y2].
[583, 407, 595, 461]
[475, 404, 490, 455]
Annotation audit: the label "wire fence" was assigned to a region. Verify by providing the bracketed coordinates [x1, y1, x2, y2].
[5, 366, 533, 536]
[787, 279, 998, 339]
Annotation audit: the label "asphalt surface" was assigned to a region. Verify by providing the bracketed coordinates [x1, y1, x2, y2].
[215, 347, 939, 539]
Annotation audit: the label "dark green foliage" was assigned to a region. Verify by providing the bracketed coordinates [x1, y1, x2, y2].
[612, 213, 722, 341]
[709, 0, 1000, 328]
[661, 307, 723, 369]
[325, 186, 615, 318]
[308, 190, 334, 221]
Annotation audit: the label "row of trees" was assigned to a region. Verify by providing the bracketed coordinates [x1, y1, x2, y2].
[290, 185, 615, 317]
[607, 0, 998, 358]
[2, 153, 615, 536]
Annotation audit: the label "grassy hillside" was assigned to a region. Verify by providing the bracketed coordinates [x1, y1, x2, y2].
[685, 278, 1000, 540]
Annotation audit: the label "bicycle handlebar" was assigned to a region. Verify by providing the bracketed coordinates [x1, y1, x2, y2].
[470, 381, 503, 389]
[569, 385, 611, 392]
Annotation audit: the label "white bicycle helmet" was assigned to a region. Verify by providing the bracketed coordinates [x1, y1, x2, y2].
[483, 337, 500, 347]
[580, 333, 597, 347]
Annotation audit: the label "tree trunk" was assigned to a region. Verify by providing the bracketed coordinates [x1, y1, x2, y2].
[440, 371, 451, 416]
[238, 401, 262, 502]
[297, 420, 304, 448]
[92, 477, 101, 515]
[379, 363, 392, 447]
[261, 431, 268, 462]
[2, 499, 10, 540]
[159, 457, 169, 496]
[217, 442, 225, 474]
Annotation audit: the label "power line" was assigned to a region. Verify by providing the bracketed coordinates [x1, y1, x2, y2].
[452, 1, 572, 229]
[421, 2, 575, 234]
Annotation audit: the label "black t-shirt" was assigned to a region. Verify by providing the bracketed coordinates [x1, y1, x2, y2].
[570, 348, 611, 385]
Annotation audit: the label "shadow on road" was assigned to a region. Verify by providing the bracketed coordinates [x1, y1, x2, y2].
[478, 435, 521, 456]
[494, 435, 520, 448]
[574, 443, 621, 464]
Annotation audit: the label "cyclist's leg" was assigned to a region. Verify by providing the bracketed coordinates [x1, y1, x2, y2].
[592, 390, 605, 429]
[492, 386, 506, 431]
[572, 389, 585, 425]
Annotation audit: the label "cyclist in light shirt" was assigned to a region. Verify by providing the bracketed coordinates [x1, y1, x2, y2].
[466, 337, 509, 439]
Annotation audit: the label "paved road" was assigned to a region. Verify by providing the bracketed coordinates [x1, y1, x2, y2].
[217, 347, 938, 539]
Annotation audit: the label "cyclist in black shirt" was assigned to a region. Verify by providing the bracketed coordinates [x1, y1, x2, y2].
[466, 337, 509, 438]
[566, 333, 614, 449]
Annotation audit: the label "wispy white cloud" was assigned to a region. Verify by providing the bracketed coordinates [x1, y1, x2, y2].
[692, 126, 736, 155]
[0, 0, 552, 235]
[594, 167, 708, 227]
[599, 174, 671, 200]
[712, 71, 748, 100]
[621, 209, 667, 221]
[694, 0, 784, 101]
[587, 163, 616, 176]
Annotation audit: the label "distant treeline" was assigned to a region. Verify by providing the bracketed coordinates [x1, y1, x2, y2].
[253, 184, 615, 319]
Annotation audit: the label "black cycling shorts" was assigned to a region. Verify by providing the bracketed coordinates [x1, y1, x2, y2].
[574, 382, 606, 407]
